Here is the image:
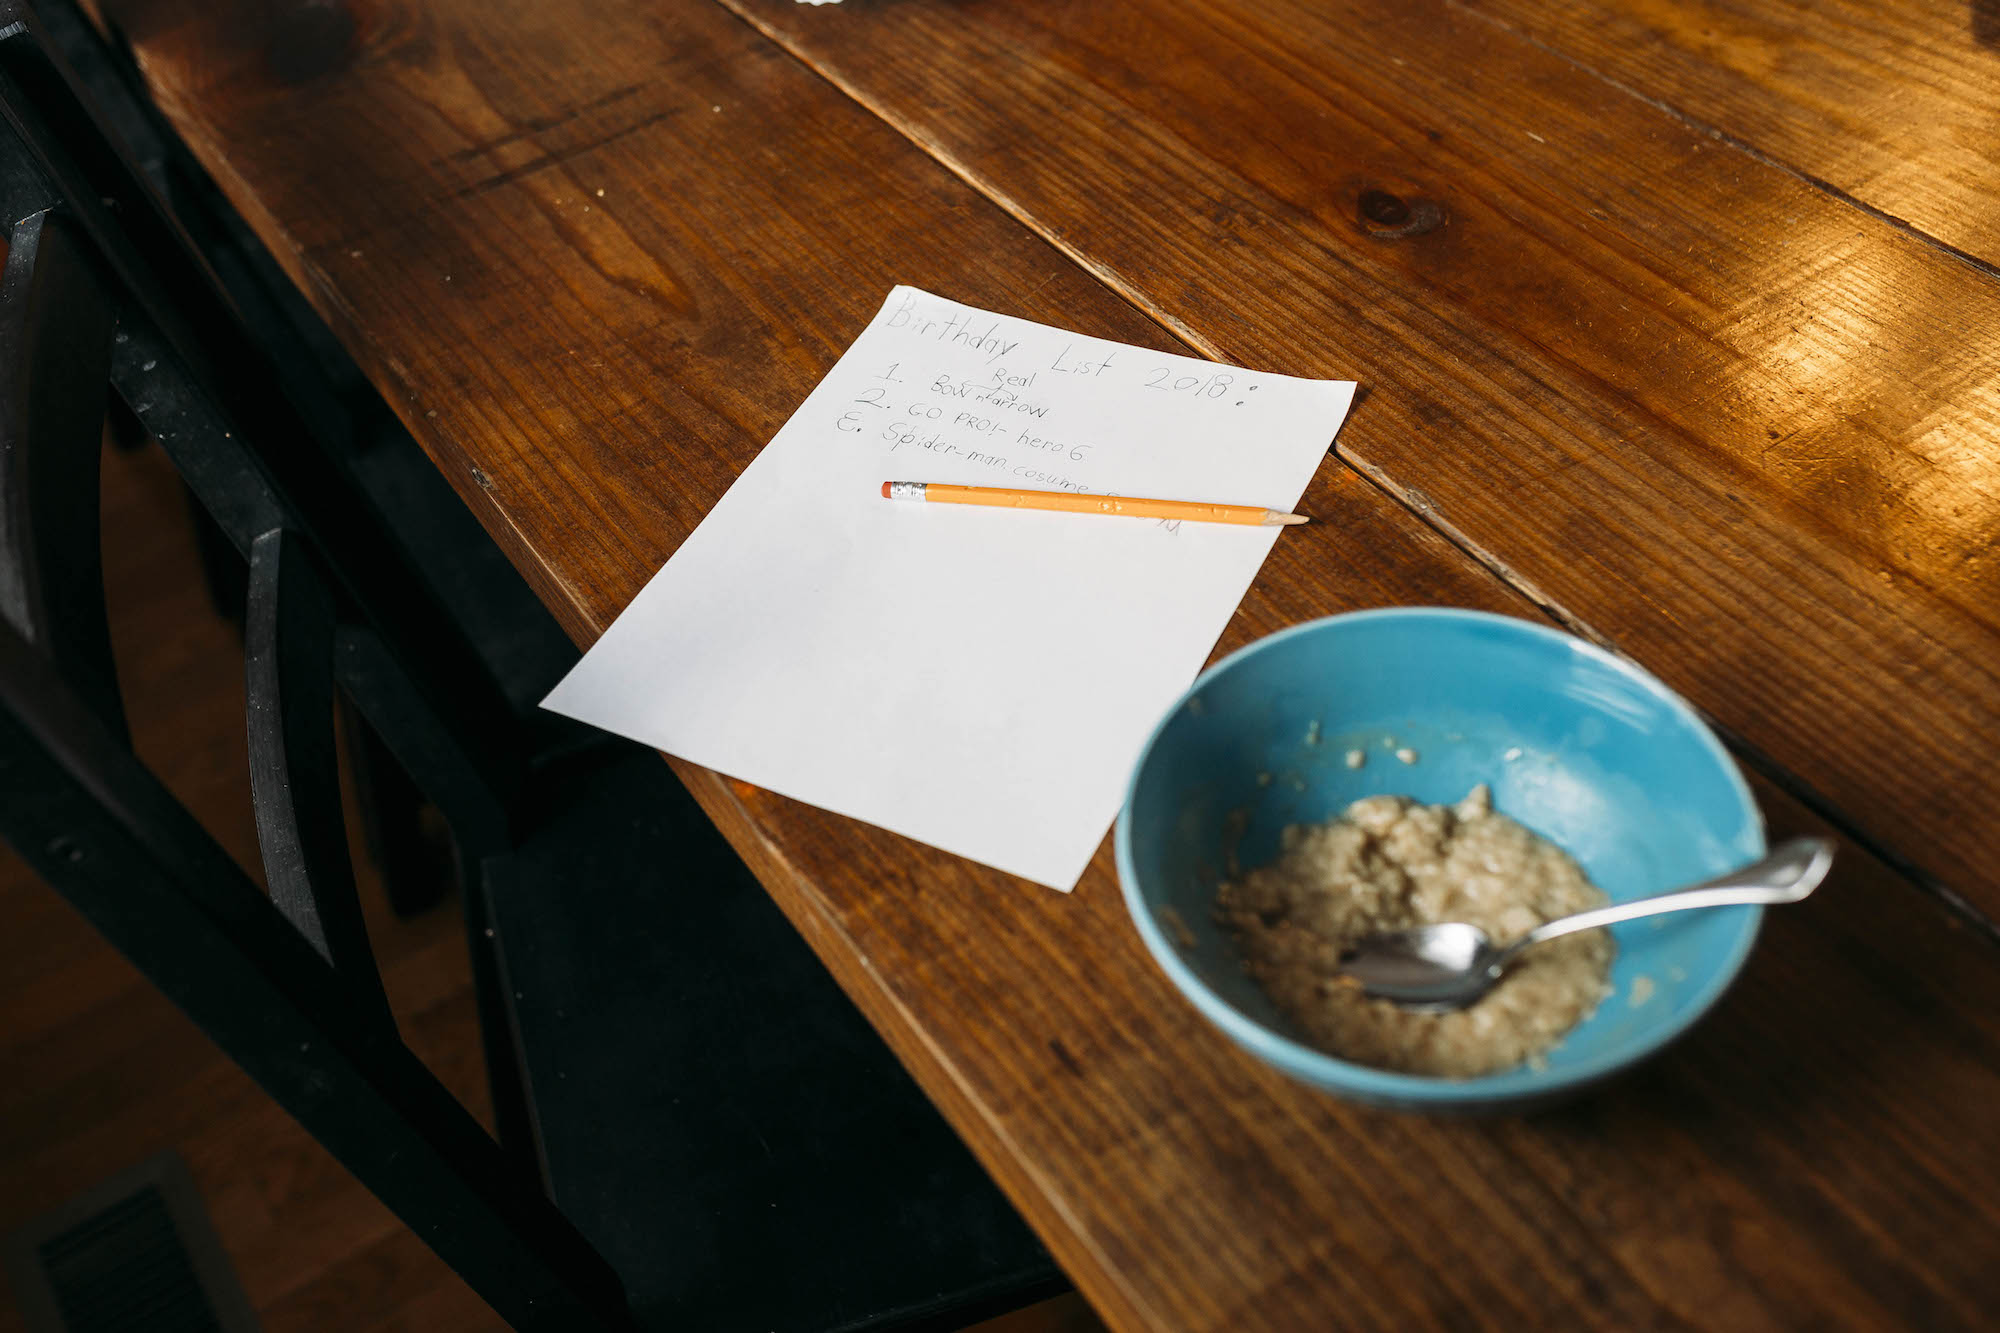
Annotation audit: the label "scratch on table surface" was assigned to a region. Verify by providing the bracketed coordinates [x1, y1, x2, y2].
[447, 107, 685, 202]
[435, 84, 643, 166]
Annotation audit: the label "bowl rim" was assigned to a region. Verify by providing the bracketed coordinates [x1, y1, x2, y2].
[1114, 606, 1767, 1104]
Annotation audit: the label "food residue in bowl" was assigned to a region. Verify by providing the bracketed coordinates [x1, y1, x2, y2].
[1216, 784, 1614, 1078]
[1157, 905, 1199, 953]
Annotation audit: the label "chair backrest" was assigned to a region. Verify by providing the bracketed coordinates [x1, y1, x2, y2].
[0, 191, 120, 736]
[0, 616, 629, 1331]
[0, 7, 631, 1328]
[0, 0, 530, 838]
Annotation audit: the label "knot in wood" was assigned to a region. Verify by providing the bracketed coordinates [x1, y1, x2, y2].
[1357, 187, 1444, 239]
[264, 0, 361, 84]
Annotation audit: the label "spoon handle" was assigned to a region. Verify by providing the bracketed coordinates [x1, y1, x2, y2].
[1511, 837, 1835, 955]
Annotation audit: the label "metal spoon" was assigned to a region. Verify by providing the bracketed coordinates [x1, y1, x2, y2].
[1335, 837, 1835, 1010]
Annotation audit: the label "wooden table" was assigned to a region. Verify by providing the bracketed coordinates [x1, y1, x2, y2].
[100, 0, 2000, 1327]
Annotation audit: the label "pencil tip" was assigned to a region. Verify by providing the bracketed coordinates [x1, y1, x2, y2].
[1270, 512, 1309, 526]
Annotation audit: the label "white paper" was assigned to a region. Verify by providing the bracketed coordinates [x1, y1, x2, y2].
[542, 286, 1355, 890]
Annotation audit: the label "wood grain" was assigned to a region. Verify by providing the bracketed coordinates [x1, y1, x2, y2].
[689, 756, 2000, 1333]
[1457, 0, 2000, 267]
[719, 0, 2000, 921]
[87, 0, 2000, 1329]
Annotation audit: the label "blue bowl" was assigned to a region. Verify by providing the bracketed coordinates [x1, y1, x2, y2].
[1115, 608, 1764, 1112]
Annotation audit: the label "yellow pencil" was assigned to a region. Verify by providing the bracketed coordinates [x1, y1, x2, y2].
[880, 481, 1307, 527]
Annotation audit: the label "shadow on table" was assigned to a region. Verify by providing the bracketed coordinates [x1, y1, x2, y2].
[1467, 829, 2000, 1317]
[1526, 814, 2000, 1150]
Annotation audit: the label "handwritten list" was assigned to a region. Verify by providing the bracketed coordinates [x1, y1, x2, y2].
[542, 287, 1355, 890]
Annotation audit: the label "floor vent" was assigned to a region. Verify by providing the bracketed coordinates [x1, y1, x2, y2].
[6, 1152, 257, 1333]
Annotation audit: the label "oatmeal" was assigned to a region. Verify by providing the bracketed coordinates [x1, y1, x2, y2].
[1217, 785, 1613, 1077]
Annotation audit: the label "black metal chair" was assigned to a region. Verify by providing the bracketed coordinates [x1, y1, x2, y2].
[0, 5, 1060, 1329]
[32, 0, 598, 921]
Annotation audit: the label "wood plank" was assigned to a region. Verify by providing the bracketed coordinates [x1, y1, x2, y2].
[1457, 0, 2000, 267]
[94, 1, 2000, 1329]
[717, 0, 2000, 921]
[690, 762, 2000, 1333]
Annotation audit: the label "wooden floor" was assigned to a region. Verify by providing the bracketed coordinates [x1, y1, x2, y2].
[0, 438, 1098, 1333]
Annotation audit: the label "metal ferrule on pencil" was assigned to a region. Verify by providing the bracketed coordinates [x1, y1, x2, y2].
[885, 481, 928, 501]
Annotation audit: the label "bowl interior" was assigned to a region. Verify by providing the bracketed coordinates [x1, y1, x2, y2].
[1118, 609, 1764, 1104]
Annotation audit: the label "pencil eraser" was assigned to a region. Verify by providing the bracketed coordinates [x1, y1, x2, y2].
[880, 481, 891, 498]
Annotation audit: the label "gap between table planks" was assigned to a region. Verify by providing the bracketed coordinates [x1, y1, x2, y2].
[718, 0, 2000, 928]
[89, 0, 2000, 1328]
